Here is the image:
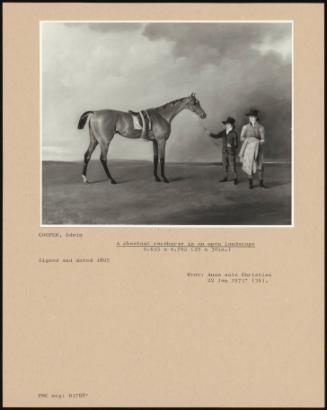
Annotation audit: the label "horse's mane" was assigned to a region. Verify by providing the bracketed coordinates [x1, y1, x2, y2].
[156, 97, 187, 111]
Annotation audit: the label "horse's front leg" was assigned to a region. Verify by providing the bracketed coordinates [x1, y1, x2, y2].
[158, 140, 169, 183]
[153, 140, 161, 182]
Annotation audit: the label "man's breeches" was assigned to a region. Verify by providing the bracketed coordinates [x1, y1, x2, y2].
[222, 152, 237, 178]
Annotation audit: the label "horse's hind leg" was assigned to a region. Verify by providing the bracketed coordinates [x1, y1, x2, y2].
[100, 142, 117, 184]
[82, 129, 98, 183]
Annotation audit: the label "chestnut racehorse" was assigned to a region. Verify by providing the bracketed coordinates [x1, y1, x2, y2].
[78, 93, 206, 184]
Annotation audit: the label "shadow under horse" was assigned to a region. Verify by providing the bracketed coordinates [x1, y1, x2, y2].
[77, 93, 206, 184]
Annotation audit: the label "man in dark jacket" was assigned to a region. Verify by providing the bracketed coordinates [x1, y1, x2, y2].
[206, 116, 238, 184]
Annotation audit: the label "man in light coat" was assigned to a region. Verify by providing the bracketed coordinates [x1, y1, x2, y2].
[239, 109, 267, 189]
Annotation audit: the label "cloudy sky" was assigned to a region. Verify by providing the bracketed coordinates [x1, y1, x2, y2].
[42, 22, 292, 162]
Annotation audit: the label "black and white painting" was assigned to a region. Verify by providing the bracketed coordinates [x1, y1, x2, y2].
[41, 21, 292, 226]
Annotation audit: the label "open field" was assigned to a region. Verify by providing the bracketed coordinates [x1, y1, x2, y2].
[42, 160, 292, 225]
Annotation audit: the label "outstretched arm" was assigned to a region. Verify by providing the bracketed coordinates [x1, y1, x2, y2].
[207, 129, 225, 139]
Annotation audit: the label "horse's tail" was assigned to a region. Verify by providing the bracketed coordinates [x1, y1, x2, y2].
[78, 111, 94, 129]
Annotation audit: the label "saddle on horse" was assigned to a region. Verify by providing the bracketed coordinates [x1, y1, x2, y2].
[129, 109, 154, 141]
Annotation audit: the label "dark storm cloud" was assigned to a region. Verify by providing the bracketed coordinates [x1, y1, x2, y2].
[143, 23, 291, 62]
[143, 23, 292, 160]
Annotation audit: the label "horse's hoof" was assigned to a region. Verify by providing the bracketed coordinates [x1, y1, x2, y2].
[163, 178, 170, 183]
[82, 175, 88, 184]
[155, 178, 161, 182]
[110, 180, 117, 184]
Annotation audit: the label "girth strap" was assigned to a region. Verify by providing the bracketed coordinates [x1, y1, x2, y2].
[129, 109, 153, 138]
[139, 111, 146, 139]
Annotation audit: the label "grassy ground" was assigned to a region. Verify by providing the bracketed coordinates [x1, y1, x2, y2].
[42, 160, 292, 225]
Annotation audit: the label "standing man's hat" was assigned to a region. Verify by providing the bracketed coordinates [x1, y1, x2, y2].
[246, 109, 259, 117]
[222, 116, 236, 125]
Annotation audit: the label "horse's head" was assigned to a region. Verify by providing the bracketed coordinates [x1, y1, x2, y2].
[185, 92, 207, 119]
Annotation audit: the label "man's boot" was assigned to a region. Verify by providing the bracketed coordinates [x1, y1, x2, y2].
[219, 177, 228, 182]
[259, 179, 267, 188]
[249, 178, 253, 189]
